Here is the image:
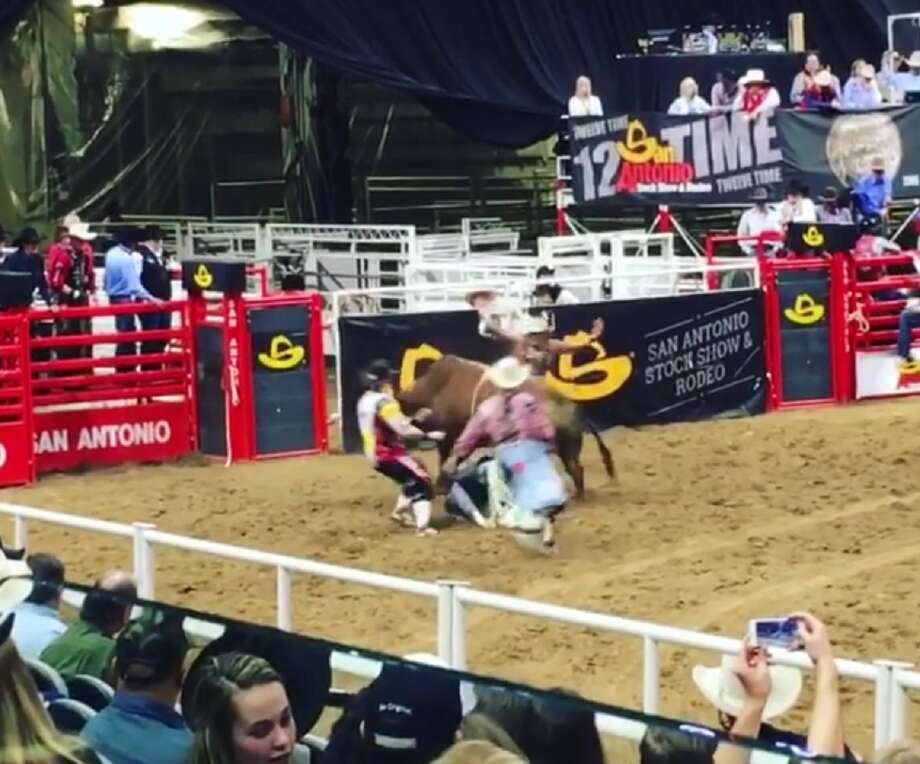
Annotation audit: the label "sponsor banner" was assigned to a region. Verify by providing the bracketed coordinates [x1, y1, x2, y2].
[856, 352, 920, 399]
[774, 270, 833, 402]
[777, 106, 920, 201]
[0, 421, 34, 487]
[339, 290, 766, 453]
[33, 402, 192, 473]
[569, 112, 784, 206]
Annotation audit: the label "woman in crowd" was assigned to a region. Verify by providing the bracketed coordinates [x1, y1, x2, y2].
[843, 62, 882, 110]
[668, 77, 711, 116]
[567, 75, 603, 117]
[0, 612, 104, 764]
[817, 187, 853, 224]
[790, 52, 839, 105]
[185, 652, 299, 764]
[710, 69, 739, 113]
[780, 181, 817, 227]
[800, 69, 841, 110]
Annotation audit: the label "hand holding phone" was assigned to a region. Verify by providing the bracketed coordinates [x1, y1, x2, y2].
[749, 617, 801, 650]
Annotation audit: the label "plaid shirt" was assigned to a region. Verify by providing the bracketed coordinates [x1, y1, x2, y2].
[454, 391, 554, 461]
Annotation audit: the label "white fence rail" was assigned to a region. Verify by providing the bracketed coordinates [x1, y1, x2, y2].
[1, 500, 912, 749]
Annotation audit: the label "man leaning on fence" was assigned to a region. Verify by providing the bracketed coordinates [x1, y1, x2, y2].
[104, 227, 158, 361]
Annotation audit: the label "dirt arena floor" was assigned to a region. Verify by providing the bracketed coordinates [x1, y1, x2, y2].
[7, 398, 920, 754]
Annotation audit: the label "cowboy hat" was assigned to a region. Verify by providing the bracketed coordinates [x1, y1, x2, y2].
[13, 227, 42, 247]
[692, 655, 802, 720]
[61, 213, 97, 241]
[818, 186, 840, 203]
[907, 51, 920, 69]
[750, 187, 770, 202]
[485, 358, 531, 390]
[466, 288, 498, 306]
[0, 549, 33, 614]
[739, 69, 770, 86]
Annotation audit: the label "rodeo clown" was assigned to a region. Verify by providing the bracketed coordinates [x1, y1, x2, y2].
[357, 359, 445, 537]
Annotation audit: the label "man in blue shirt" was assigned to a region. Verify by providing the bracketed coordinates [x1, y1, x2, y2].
[853, 157, 893, 230]
[82, 610, 192, 764]
[11, 553, 67, 660]
[104, 227, 158, 359]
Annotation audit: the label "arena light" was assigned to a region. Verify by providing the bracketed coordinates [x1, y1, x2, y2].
[120, 3, 207, 46]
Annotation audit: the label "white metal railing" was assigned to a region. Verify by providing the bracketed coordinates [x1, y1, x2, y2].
[2, 499, 911, 750]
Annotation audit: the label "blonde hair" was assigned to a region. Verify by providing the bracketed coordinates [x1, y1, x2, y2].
[851, 58, 867, 77]
[679, 77, 699, 99]
[877, 740, 920, 764]
[0, 638, 88, 764]
[434, 740, 527, 764]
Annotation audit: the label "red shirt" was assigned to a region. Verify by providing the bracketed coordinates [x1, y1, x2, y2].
[47, 241, 96, 295]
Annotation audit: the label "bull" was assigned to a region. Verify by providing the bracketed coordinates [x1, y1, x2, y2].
[397, 355, 615, 498]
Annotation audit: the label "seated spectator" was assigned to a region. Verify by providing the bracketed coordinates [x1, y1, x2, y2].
[81, 610, 192, 764]
[710, 69, 739, 113]
[11, 553, 67, 660]
[185, 652, 299, 764]
[800, 69, 841, 110]
[879, 51, 903, 102]
[323, 662, 462, 764]
[735, 69, 780, 122]
[817, 187, 854, 224]
[843, 62, 882, 110]
[41, 569, 136, 681]
[434, 740, 525, 764]
[534, 265, 579, 305]
[0, 612, 104, 764]
[668, 77, 711, 116]
[458, 713, 527, 757]
[894, 51, 920, 97]
[567, 76, 603, 117]
[790, 52, 823, 105]
[780, 181, 817, 227]
[640, 726, 717, 764]
[6, 227, 51, 306]
[854, 157, 893, 229]
[737, 187, 783, 256]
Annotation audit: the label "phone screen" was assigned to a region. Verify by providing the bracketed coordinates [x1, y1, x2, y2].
[755, 618, 799, 647]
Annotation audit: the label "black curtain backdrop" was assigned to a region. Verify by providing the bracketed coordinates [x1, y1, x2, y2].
[0, 0, 33, 38]
[3, 0, 905, 147]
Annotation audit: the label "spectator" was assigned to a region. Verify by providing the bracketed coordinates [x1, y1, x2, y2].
[104, 227, 156, 360]
[5, 227, 51, 306]
[843, 62, 882, 110]
[668, 77, 711, 116]
[817, 187, 853, 224]
[640, 726, 717, 764]
[896, 298, 920, 362]
[790, 52, 839, 105]
[800, 69, 841, 110]
[324, 662, 462, 764]
[11, 553, 66, 660]
[186, 652, 298, 764]
[82, 610, 192, 764]
[534, 265, 579, 305]
[568, 76, 603, 117]
[894, 51, 920, 97]
[0, 612, 105, 764]
[854, 156, 893, 228]
[879, 51, 903, 102]
[736, 187, 783, 256]
[48, 216, 97, 363]
[41, 569, 136, 681]
[458, 713, 527, 757]
[735, 69, 780, 122]
[780, 181, 817, 226]
[710, 69, 739, 113]
[137, 225, 173, 364]
[434, 741, 525, 764]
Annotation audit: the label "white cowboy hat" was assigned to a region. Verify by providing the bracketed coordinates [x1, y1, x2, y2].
[692, 655, 802, 720]
[814, 69, 833, 87]
[739, 68, 770, 86]
[860, 63, 877, 80]
[907, 51, 920, 69]
[62, 213, 97, 241]
[485, 358, 531, 390]
[0, 550, 33, 614]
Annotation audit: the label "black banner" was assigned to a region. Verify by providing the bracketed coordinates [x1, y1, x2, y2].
[339, 291, 766, 453]
[777, 106, 920, 201]
[570, 106, 920, 207]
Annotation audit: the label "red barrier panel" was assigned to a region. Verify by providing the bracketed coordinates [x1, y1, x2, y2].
[0, 313, 35, 487]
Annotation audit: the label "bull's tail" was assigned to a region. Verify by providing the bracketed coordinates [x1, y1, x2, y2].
[584, 416, 616, 481]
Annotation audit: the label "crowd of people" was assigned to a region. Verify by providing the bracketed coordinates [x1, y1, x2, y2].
[5, 543, 920, 764]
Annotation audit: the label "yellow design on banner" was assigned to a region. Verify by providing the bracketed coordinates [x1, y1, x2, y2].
[399, 343, 443, 391]
[257, 335, 305, 371]
[784, 294, 825, 325]
[546, 331, 633, 402]
[616, 119, 674, 164]
[193, 264, 213, 289]
[802, 225, 825, 248]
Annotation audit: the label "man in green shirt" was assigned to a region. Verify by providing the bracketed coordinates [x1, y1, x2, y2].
[41, 569, 136, 681]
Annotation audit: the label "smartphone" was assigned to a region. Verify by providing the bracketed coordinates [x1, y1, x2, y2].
[750, 617, 800, 649]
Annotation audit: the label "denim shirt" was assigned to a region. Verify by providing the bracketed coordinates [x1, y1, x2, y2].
[82, 692, 193, 764]
[11, 602, 67, 660]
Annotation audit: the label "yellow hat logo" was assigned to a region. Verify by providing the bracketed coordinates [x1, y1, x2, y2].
[784, 293, 825, 326]
[802, 225, 825, 248]
[193, 264, 213, 289]
[616, 119, 673, 164]
[546, 332, 633, 402]
[258, 335, 305, 371]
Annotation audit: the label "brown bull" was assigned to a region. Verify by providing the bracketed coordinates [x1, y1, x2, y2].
[397, 355, 615, 497]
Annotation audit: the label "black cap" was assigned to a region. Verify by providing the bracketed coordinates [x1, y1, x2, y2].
[750, 187, 770, 202]
[143, 225, 164, 242]
[115, 609, 188, 686]
[113, 226, 143, 246]
[818, 186, 840, 203]
[365, 359, 394, 385]
[13, 227, 42, 247]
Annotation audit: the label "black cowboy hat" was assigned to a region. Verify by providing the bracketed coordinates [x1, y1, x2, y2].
[13, 227, 42, 247]
[112, 226, 144, 246]
[750, 187, 770, 202]
[818, 186, 840, 203]
[181, 622, 331, 736]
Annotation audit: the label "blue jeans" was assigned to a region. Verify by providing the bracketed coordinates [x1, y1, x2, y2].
[109, 297, 137, 358]
[898, 310, 920, 359]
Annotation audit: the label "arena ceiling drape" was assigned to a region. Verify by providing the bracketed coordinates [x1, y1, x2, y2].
[4, 0, 913, 147]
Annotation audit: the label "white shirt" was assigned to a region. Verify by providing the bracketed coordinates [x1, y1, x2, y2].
[737, 205, 783, 255]
[733, 87, 781, 119]
[780, 197, 817, 225]
[894, 71, 920, 94]
[568, 95, 603, 117]
[668, 96, 711, 116]
[554, 288, 580, 305]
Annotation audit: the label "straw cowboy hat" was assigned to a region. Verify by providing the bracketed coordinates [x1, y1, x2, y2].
[62, 213, 97, 241]
[485, 358, 531, 390]
[907, 51, 920, 69]
[814, 69, 834, 88]
[0, 550, 33, 614]
[692, 655, 802, 720]
[739, 68, 770, 86]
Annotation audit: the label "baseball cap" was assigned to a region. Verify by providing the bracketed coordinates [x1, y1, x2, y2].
[115, 609, 188, 686]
